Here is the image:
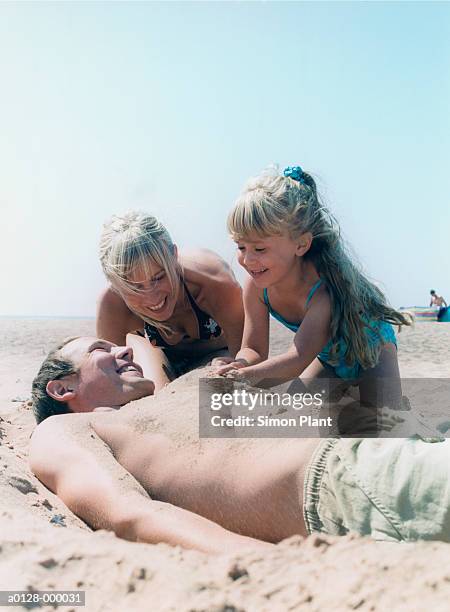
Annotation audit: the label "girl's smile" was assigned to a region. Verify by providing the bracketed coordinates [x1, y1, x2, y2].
[236, 232, 307, 288]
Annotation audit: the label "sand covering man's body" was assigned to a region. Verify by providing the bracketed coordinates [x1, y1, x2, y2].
[30, 337, 450, 554]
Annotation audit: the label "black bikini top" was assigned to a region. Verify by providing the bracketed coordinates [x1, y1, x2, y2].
[144, 283, 222, 348]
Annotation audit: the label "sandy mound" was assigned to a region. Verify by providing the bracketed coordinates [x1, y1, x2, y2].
[1, 318, 449, 611]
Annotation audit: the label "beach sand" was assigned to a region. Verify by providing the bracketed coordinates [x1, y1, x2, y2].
[1, 318, 449, 611]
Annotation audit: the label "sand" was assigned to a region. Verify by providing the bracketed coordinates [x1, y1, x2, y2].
[1, 317, 450, 611]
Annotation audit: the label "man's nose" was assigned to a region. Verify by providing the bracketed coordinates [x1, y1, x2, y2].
[115, 346, 134, 361]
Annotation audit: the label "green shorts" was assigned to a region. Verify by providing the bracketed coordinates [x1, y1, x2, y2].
[303, 437, 450, 542]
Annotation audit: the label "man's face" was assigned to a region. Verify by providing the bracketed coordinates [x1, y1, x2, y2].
[59, 337, 155, 412]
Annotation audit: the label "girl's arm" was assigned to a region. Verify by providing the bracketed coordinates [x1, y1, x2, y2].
[232, 289, 331, 387]
[236, 278, 270, 365]
[217, 278, 269, 371]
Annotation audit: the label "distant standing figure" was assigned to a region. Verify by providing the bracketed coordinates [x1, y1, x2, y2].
[430, 290, 448, 321]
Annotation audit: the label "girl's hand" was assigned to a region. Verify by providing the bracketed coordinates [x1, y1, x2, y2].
[215, 360, 247, 376]
[217, 364, 259, 387]
[222, 368, 247, 381]
[209, 356, 235, 367]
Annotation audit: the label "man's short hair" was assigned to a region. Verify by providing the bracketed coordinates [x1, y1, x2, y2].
[31, 337, 80, 424]
[430, 289, 436, 295]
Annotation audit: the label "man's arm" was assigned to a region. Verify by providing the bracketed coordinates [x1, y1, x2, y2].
[29, 415, 270, 554]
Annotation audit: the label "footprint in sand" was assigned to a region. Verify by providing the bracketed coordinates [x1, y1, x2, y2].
[8, 476, 38, 495]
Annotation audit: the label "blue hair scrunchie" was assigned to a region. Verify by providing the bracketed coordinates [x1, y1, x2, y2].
[283, 166, 305, 184]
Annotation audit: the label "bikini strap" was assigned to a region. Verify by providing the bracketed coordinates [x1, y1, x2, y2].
[305, 279, 323, 306]
[183, 281, 201, 314]
[264, 284, 321, 308]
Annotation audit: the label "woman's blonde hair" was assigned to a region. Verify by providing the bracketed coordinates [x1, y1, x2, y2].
[99, 211, 181, 330]
[228, 166, 411, 370]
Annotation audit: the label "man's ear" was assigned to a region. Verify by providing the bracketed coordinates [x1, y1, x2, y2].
[46, 377, 77, 403]
[172, 243, 178, 259]
[295, 232, 313, 257]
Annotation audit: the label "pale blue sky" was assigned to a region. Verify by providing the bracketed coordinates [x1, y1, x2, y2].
[1, 1, 449, 317]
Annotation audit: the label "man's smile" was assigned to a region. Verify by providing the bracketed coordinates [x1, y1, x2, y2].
[116, 362, 144, 377]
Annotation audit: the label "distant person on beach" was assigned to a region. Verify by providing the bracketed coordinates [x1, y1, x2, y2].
[216, 165, 412, 408]
[430, 290, 448, 321]
[97, 211, 244, 391]
[430, 290, 447, 308]
[30, 336, 450, 552]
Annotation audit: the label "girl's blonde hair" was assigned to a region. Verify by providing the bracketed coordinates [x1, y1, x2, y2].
[99, 211, 181, 330]
[228, 166, 411, 370]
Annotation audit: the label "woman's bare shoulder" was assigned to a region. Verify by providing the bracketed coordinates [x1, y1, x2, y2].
[96, 287, 143, 332]
[180, 249, 237, 285]
[98, 286, 131, 312]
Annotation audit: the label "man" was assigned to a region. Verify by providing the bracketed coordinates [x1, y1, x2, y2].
[430, 289, 448, 321]
[430, 290, 447, 308]
[31, 336, 155, 423]
[30, 337, 450, 554]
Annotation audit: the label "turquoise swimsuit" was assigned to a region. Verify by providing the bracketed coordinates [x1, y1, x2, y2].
[263, 279, 397, 380]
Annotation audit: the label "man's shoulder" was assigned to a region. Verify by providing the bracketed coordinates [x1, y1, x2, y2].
[29, 414, 92, 489]
[32, 413, 91, 440]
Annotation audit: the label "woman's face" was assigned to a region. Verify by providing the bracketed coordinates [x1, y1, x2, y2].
[120, 258, 179, 321]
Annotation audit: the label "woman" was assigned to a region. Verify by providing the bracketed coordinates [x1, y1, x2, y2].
[97, 211, 244, 391]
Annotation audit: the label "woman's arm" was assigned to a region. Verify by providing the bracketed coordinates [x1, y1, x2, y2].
[187, 251, 245, 358]
[96, 287, 143, 345]
[206, 277, 245, 358]
[230, 289, 331, 387]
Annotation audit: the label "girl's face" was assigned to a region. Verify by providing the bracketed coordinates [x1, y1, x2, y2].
[120, 257, 178, 321]
[236, 231, 307, 287]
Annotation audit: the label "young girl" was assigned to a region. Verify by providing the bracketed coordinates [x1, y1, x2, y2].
[97, 211, 244, 391]
[217, 166, 411, 408]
